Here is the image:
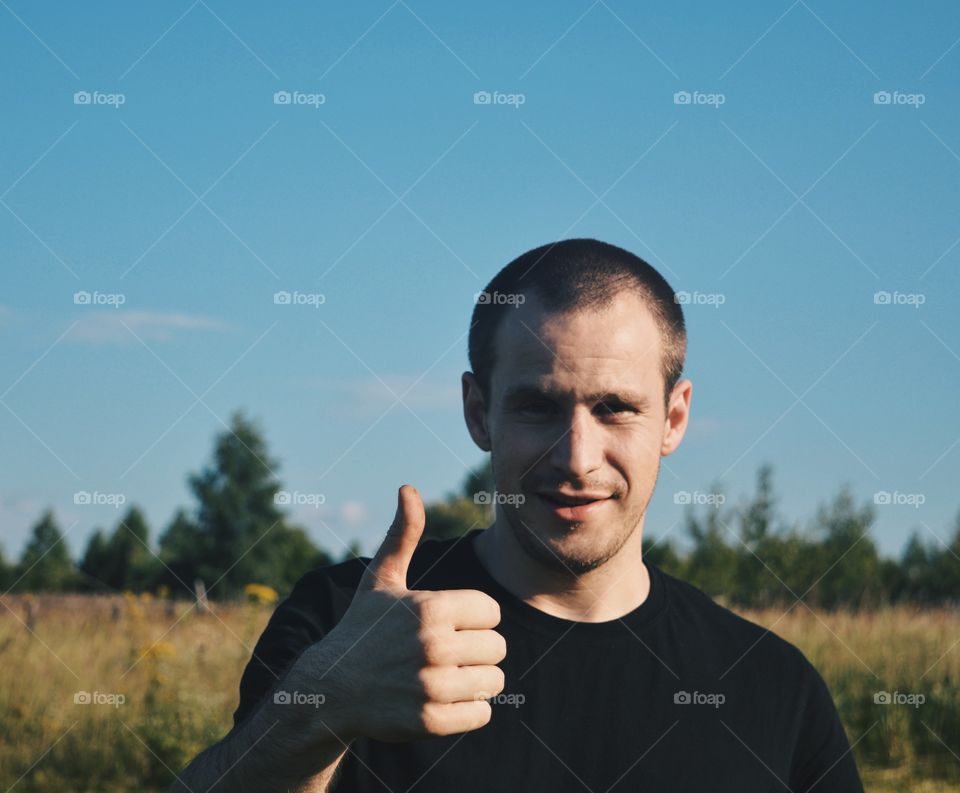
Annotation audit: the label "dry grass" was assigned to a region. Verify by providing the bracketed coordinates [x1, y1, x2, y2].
[1, 595, 958, 791]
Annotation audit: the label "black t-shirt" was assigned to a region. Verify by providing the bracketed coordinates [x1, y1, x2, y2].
[233, 528, 864, 792]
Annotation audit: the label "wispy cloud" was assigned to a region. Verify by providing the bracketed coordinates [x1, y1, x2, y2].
[69, 310, 231, 344]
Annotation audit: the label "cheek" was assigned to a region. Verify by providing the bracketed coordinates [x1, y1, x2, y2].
[490, 426, 550, 477]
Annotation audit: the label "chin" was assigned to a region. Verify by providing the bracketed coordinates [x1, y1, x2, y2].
[516, 518, 617, 575]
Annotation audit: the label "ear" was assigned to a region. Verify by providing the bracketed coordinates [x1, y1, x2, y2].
[462, 371, 492, 452]
[661, 378, 692, 456]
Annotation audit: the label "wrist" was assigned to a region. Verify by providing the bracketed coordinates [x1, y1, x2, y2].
[281, 633, 364, 746]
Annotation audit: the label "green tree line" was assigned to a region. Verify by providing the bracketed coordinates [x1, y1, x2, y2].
[2, 413, 957, 607]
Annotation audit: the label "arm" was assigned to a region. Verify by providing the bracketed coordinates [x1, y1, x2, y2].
[169, 635, 357, 793]
[171, 486, 505, 792]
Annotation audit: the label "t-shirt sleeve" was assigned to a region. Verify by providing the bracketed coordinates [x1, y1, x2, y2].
[231, 569, 334, 730]
[788, 659, 865, 793]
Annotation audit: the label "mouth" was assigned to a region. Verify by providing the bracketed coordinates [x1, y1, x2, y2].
[537, 491, 612, 521]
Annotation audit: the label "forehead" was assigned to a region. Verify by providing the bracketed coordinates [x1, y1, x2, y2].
[489, 290, 663, 397]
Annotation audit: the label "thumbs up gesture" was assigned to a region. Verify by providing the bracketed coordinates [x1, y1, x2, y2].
[312, 485, 507, 743]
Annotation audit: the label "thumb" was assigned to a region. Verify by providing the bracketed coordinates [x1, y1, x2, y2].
[358, 485, 425, 592]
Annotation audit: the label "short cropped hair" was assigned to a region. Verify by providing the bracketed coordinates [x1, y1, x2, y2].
[468, 238, 686, 411]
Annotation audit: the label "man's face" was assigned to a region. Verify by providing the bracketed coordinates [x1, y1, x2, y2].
[463, 289, 690, 575]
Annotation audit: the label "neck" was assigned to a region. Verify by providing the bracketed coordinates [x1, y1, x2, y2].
[472, 518, 650, 623]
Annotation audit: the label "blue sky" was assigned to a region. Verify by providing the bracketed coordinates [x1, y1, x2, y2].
[1, 0, 958, 565]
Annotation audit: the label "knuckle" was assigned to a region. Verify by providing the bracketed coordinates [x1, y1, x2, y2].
[419, 701, 444, 735]
[415, 595, 442, 625]
[420, 636, 450, 666]
[417, 666, 445, 701]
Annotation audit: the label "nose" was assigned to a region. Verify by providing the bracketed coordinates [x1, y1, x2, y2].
[549, 406, 603, 480]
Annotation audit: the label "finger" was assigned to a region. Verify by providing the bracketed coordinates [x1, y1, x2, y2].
[358, 485, 425, 593]
[423, 699, 493, 736]
[447, 629, 508, 666]
[426, 589, 501, 630]
[423, 664, 505, 704]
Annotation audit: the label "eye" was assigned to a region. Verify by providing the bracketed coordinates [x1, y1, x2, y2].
[518, 400, 555, 416]
[597, 401, 635, 415]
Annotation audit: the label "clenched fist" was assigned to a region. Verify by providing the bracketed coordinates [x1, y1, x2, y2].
[298, 485, 507, 744]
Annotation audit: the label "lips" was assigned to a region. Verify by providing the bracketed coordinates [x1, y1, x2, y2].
[536, 491, 613, 522]
[538, 491, 610, 506]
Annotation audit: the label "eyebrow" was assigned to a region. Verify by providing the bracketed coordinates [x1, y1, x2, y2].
[502, 384, 650, 409]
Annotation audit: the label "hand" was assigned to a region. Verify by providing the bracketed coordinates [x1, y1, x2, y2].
[309, 485, 507, 743]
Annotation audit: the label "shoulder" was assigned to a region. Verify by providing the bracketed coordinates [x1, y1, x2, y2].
[656, 566, 818, 683]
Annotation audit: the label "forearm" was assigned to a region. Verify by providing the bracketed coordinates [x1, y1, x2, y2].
[170, 642, 358, 793]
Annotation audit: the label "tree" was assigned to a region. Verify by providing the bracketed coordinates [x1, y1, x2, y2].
[642, 534, 683, 577]
[77, 507, 160, 592]
[157, 411, 333, 599]
[423, 458, 493, 541]
[0, 546, 12, 591]
[807, 485, 881, 609]
[683, 484, 738, 600]
[14, 510, 75, 592]
[78, 528, 110, 591]
[157, 508, 206, 595]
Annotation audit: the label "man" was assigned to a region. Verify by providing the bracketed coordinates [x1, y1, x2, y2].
[172, 239, 865, 792]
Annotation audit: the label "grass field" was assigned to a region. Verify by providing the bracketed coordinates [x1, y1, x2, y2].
[1, 594, 957, 791]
